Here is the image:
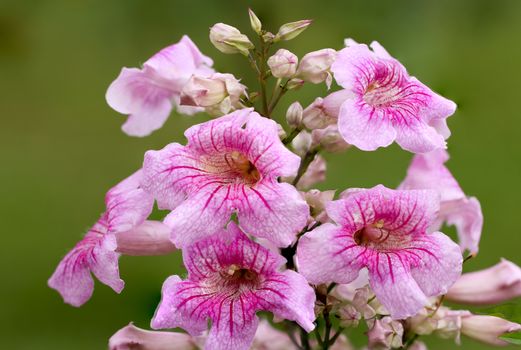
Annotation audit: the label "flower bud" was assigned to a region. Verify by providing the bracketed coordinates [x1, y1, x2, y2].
[286, 78, 305, 90]
[312, 125, 350, 153]
[446, 258, 521, 305]
[209, 23, 254, 56]
[285, 101, 303, 129]
[302, 97, 336, 129]
[274, 19, 313, 42]
[407, 306, 470, 343]
[338, 304, 361, 328]
[248, 8, 262, 34]
[267, 49, 298, 78]
[296, 49, 337, 86]
[109, 323, 197, 350]
[262, 31, 275, 43]
[291, 130, 312, 157]
[367, 316, 404, 350]
[180, 73, 246, 115]
[296, 155, 326, 190]
[115, 220, 176, 256]
[461, 315, 521, 346]
[303, 189, 335, 223]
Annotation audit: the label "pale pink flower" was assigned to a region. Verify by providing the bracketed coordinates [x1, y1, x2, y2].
[142, 108, 309, 248]
[109, 323, 198, 350]
[330, 39, 456, 153]
[106, 36, 214, 137]
[267, 49, 298, 78]
[295, 155, 326, 190]
[446, 258, 521, 305]
[461, 315, 521, 346]
[296, 49, 336, 88]
[367, 316, 404, 349]
[399, 149, 483, 253]
[297, 185, 463, 319]
[48, 171, 154, 306]
[151, 223, 316, 350]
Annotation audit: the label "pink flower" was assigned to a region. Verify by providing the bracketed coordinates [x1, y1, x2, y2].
[151, 223, 316, 350]
[106, 36, 214, 137]
[399, 149, 483, 253]
[109, 323, 198, 350]
[296, 185, 463, 319]
[446, 258, 521, 305]
[48, 171, 155, 306]
[330, 39, 456, 153]
[142, 108, 309, 248]
[461, 315, 521, 346]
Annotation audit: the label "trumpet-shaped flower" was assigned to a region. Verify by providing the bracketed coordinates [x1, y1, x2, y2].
[399, 149, 483, 253]
[106, 36, 214, 137]
[151, 223, 316, 350]
[297, 185, 462, 319]
[330, 39, 456, 153]
[142, 108, 309, 248]
[48, 170, 154, 306]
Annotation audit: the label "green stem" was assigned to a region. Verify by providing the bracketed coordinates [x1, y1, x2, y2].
[314, 326, 324, 347]
[329, 328, 345, 347]
[282, 128, 302, 145]
[292, 148, 319, 186]
[267, 82, 288, 117]
[300, 327, 311, 350]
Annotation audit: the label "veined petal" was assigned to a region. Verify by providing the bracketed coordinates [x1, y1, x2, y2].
[297, 223, 364, 284]
[237, 181, 309, 248]
[205, 314, 259, 350]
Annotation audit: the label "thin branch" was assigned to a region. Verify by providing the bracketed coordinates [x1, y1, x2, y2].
[292, 148, 319, 186]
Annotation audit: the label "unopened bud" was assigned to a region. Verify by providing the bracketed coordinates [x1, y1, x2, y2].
[285, 101, 303, 129]
[267, 49, 298, 78]
[303, 189, 335, 223]
[291, 130, 312, 156]
[248, 8, 262, 34]
[209, 23, 254, 56]
[295, 155, 326, 190]
[262, 31, 275, 43]
[302, 97, 336, 129]
[115, 220, 176, 256]
[461, 315, 521, 346]
[286, 78, 305, 91]
[109, 323, 196, 350]
[274, 19, 313, 42]
[367, 317, 404, 350]
[296, 49, 336, 86]
[312, 125, 350, 153]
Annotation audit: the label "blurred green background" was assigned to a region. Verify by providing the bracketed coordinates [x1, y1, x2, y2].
[1, 0, 520, 349]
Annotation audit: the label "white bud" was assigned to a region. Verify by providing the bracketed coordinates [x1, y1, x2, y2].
[312, 125, 350, 153]
[274, 20, 313, 42]
[209, 23, 254, 56]
[285, 101, 303, 128]
[248, 8, 262, 34]
[296, 49, 337, 85]
[267, 49, 298, 78]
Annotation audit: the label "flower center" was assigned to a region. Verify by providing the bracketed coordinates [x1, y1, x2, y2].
[362, 62, 404, 107]
[222, 151, 260, 184]
[221, 264, 260, 288]
[354, 220, 390, 246]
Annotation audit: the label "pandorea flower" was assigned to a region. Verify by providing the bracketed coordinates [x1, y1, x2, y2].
[297, 185, 463, 319]
[106, 36, 214, 137]
[399, 149, 483, 253]
[446, 258, 521, 305]
[151, 223, 316, 350]
[142, 108, 309, 248]
[330, 39, 456, 153]
[48, 170, 155, 306]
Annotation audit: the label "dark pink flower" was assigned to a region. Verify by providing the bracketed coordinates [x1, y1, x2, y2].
[330, 40, 456, 153]
[142, 108, 309, 248]
[297, 185, 462, 319]
[151, 223, 315, 350]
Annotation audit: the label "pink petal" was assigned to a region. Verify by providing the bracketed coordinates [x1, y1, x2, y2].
[408, 231, 463, 297]
[105, 170, 155, 234]
[394, 116, 446, 153]
[440, 197, 483, 254]
[48, 225, 123, 307]
[297, 223, 364, 284]
[106, 67, 174, 137]
[238, 181, 309, 248]
[205, 315, 259, 350]
[337, 97, 397, 151]
[109, 323, 196, 350]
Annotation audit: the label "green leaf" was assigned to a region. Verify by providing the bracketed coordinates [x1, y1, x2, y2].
[476, 303, 521, 324]
[500, 331, 521, 345]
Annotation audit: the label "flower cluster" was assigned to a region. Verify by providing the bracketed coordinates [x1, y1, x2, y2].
[50, 9, 521, 350]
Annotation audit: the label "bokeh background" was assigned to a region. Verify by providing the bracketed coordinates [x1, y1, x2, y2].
[1, 0, 520, 349]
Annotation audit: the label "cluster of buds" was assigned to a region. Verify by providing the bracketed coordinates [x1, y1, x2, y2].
[50, 8, 521, 350]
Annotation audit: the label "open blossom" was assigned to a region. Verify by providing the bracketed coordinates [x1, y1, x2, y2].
[142, 108, 309, 248]
[330, 39, 456, 153]
[151, 223, 316, 350]
[399, 149, 483, 253]
[106, 36, 214, 137]
[48, 170, 155, 306]
[446, 258, 521, 305]
[297, 185, 463, 319]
